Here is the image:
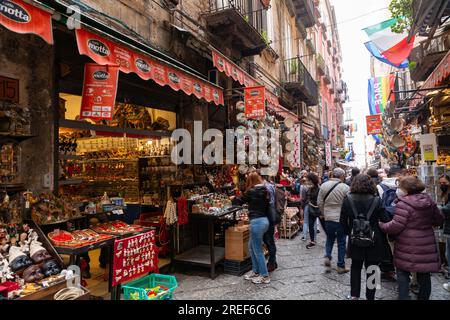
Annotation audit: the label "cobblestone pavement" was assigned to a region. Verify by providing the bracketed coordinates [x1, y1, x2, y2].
[173, 230, 450, 300]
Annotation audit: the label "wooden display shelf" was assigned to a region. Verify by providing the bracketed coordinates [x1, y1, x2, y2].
[58, 179, 83, 186]
[59, 120, 172, 138]
[0, 183, 25, 192]
[0, 133, 36, 143]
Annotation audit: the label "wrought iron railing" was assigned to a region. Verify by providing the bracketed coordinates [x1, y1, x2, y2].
[284, 57, 318, 103]
[207, 0, 266, 36]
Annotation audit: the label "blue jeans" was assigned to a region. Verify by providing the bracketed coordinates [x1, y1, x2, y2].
[446, 237, 450, 268]
[324, 221, 346, 268]
[249, 217, 270, 277]
[302, 205, 317, 240]
[397, 270, 431, 300]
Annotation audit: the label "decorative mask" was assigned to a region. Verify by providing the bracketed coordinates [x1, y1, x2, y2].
[31, 249, 52, 264]
[23, 265, 45, 283]
[41, 260, 61, 277]
[10, 255, 33, 273]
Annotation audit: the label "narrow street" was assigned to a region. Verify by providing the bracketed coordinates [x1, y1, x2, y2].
[174, 233, 449, 300]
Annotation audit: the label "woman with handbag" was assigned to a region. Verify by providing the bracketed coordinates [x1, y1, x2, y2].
[305, 173, 322, 249]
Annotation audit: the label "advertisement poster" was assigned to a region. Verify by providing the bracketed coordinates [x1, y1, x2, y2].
[112, 231, 158, 286]
[0, 0, 53, 44]
[245, 86, 266, 119]
[326, 141, 332, 167]
[366, 114, 382, 135]
[80, 63, 119, 122]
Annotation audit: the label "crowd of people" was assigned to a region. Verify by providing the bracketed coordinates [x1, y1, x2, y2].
[235, 165, 450, 300]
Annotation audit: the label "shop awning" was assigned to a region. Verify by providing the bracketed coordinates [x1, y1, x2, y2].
[76, 28, 224, 106]
[211, 48, 298, 121]
[410, 49, 450, 109]
[0, 0, 54, 44]
[30, 0, 225, 106]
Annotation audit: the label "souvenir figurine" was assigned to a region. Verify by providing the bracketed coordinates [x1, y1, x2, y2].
[30, 241, 52, 264]
[41, 260, 61, 277]
[8, 246, 33, 273]
[22, 265, 45, 283]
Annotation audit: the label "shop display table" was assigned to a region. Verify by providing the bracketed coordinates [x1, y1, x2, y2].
[173, 206, 242, 279]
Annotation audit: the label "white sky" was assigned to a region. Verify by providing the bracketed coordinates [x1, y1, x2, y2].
[331, 0, 391, 167]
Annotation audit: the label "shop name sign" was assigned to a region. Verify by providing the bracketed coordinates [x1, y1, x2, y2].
[76, 28, 224, 106]
[88, 39, 110, 57]
[366, 114, 382, 135]
[0, 0, 53, 44]
[171, 121, 280, 176]
[0, 0, 30, 23]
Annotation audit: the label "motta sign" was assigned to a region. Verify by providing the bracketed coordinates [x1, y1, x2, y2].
[0, 0, 53, 44]
[245, 86, 266, 119]
[366, 114, 382, 135]
[76, 28, 224, 106]
[88, 39, 110, 57]
[80, 63, 119, 121]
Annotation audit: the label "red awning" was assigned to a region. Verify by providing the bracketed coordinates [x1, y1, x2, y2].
[0, 0, 53, 44]
[410, 50, 450, 109]
[212, 48, 298, 122]
[76, 28, 224, 106]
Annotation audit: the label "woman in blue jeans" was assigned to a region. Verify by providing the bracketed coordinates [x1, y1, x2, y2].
[233, 172, 270, 284]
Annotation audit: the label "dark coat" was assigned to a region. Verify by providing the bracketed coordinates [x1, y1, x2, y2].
[441, 202, 450, 235]
[340, 193, 391, 262]
[233, 184, 269, 220]
[379, 193, 445, 273]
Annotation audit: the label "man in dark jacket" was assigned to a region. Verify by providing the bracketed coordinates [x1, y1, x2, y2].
[345, 168, 360, 186]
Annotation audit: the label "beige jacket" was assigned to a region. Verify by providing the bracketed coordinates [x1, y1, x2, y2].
[317, 178, 350, 223]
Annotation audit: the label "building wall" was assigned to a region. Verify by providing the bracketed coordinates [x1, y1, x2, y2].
[0, 30, 55, 192]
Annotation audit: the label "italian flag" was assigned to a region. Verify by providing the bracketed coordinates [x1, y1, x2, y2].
[363, 18, 415, 66]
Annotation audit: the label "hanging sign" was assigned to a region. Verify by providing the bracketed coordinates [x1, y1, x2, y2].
[112, 231, 158, 286]
[368, 74, 395, 115]
[76, 28, 224, 106]
[366, 114, 382, 135]
[80, 63, 119, 121]
[420, 133, 438, 162]
[0, 75, 19, 103]
[0, 0, 53, 44]
[245, 86, 265, 119]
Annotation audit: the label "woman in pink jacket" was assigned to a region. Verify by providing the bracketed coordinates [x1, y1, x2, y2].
[379, 176, 444, 300]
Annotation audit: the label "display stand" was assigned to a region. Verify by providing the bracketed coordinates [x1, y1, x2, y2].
[173, 206, 242, 279]
[279, 208, 300, 239]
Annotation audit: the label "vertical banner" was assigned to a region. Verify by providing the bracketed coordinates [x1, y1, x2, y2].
[366, 114, 382, 135]
[368, 74, 395, 115]
[326, 141, 332, 167]
[0, 0, 53, 44]
[80, 63, 119, 122]
[245, 86, 266, 119]
[292, 124, 302, 168]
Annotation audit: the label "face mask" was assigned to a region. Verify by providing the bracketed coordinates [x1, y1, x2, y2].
[396, 188, 407, 198]
[441, 185, 449, 193]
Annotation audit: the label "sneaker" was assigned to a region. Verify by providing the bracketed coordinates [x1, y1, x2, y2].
[244, 271, 259, 281]
[252, 276, 271, 284]
[347, 295, 359, 300]
[443, 283, 450, 292]
[306, 242, 316, 249]
[324, 257, 332, 273]
[337, 267, 350, 274]
[301, 236, 307, 241]
[267, 263, 278, 272]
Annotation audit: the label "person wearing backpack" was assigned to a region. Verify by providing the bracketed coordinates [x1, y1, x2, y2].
[340, 174, 391, 300]
[318, 168, 350, 274]
[304, 173, 322, 249]
[379, 176, 445, 300]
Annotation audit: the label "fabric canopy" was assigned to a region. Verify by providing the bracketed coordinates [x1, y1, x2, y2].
[0, 0, 53, 44]
[76, 28, 224, 106]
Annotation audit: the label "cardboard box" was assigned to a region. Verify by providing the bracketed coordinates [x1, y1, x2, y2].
[225, 227, 250, 261]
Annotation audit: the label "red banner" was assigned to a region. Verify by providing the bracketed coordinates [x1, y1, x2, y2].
[245, 86, 266, 119]
[76, 28, 224, 106]
[366, 114, 382, 135]
[112, 231, 158, 286]
[0, 0, 53, 44]
[80, 63, 119, 121]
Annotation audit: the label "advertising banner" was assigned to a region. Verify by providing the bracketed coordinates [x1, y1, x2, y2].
[368, 74, 395, 115]
[245, 86, 265, 119]
[80, 63, 119, 121]
[0, 0, 53, 44]
[76, 28, 224, 106]
[366, 114, 382, 135]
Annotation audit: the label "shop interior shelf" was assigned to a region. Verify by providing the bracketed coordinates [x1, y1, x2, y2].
[0, 183, 26, 193]
[59, 119, 172, 138]
[174, 245, 225, 266]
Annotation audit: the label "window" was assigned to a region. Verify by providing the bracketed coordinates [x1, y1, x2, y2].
[284, 21, 292, 59]
[344, 108, 352, 122]
[266, 4, 274, 46]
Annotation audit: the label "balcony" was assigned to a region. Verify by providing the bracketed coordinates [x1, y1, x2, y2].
[329, 81, 335, 94]
[205, 0, 268, 56]
[409, 32, 450, 81]
[283, 57, 319, 106]
[292, 0, 316, 28]
[412, 0, 450, 36]
[306, 38, 316, 54]
[317, 54, 325, 76]
[336, 80, 344, 93]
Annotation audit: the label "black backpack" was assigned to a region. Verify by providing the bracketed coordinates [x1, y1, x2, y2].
[347, 194, 379, 248]
[380, 184, 397, 218]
